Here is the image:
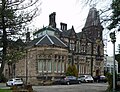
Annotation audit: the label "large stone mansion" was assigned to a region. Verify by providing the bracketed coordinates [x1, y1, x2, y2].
[4, 7, 104, 85]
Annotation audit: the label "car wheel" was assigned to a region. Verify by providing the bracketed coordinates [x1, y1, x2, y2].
[84, 80, 87, 83]
[67, 81, 70, 85]
[6, 83, 8, 87]
[78, 81, 81, 84]
[11, 83, 14, 86]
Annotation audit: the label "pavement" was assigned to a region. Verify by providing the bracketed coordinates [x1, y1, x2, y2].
[0, 83, 10, 89]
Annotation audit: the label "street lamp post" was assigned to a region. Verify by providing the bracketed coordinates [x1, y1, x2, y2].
[25, 49, 28, 85]
[109, 31, 116, 92]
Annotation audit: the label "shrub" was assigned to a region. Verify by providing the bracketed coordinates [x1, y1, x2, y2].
[0, 74, 7, 83]
[106, 72, 118, 91]
[66, 64, 78, 77]
[106, 73, 113, 90]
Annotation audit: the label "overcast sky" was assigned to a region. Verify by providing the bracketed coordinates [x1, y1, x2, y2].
[33, 0, 111, 32]
[30, 0, 120, 56]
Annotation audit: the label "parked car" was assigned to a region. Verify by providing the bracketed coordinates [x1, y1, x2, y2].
[61, 76, 81, 85]
[98, 75, 107, 83]
[52, 78, 62, 85]
[6, 78, 24, 86]
[117, 74, 120, 81]
[54, 76, 81, 85]
[78, 75, 94, 83]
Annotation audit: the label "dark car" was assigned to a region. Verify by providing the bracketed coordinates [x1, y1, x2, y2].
[98, 75, 107, 83]
[52, 78, 62, 85]
[60, 76, 81, 85]
[93, 75, 107, 83]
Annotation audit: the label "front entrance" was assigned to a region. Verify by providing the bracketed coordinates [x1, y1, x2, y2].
[96, 69, 100, 76]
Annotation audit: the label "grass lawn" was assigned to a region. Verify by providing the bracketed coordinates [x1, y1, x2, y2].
[0, 89, 12, 92]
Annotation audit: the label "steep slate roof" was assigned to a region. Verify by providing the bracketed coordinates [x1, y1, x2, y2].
[81, 7, 103, 43]
[28, 34, 67, 48]
[15, 39, 26, 47]
[61, 30, 69, 37]
[61, 26, 77, 38]
[84, 7, 101, 28]
[76, 32, 82, 40]
[27, 38, 40, 47]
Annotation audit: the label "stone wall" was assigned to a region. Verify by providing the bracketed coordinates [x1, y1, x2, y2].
[13, 46, 68, 85]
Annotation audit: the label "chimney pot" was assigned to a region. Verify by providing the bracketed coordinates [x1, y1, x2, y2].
[60, 22, 67, 31]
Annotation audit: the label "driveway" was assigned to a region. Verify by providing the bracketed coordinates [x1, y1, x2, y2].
[33, 83, 108, 92]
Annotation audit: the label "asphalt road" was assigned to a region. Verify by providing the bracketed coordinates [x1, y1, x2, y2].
[33, 83, 108, 92]
[0, 83, 108, 92]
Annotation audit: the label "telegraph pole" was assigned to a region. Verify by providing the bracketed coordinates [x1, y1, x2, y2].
[109, 31, 116, 92]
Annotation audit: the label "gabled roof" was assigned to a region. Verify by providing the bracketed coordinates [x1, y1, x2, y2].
[61, 30, 69, 37]
[28, 34, 67, 48]
[61, 26, 77, 38]
[76, 32, 82, 40]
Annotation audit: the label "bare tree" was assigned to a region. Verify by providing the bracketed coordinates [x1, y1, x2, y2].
[0, 0, 41, 75]
[79, 0, 111, 6]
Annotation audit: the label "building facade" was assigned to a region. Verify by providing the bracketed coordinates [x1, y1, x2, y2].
[76, 7, 104, 76]
[4, 7, 104, 85]
[58, 7, 104, 76]
[104, 55, 118, 74]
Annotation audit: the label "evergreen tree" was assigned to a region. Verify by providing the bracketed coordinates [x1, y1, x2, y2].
[0, 0, 41, 75]
[66, 64, 78, 77]
[108, 0, 120, 29]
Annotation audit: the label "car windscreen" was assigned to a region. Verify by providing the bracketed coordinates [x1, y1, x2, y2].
[15, 79, 22, 81]
[79, 76, 85, 78]
[9, 79, 13, 81]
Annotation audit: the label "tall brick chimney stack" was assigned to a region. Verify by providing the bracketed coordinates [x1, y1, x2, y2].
[49, 12, 56, 28]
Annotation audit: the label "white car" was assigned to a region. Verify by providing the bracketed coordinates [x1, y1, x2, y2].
[6, 78, 23, 86]
[78, 75, 94, 83]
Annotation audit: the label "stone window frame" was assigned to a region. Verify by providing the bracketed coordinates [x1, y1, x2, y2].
[37, 54, 52, 73]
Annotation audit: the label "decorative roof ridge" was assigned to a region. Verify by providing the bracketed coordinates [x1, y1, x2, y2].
[35, 34, 56, 45]
[35, 34, 46, 45]
[46, 34, 54, 44]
